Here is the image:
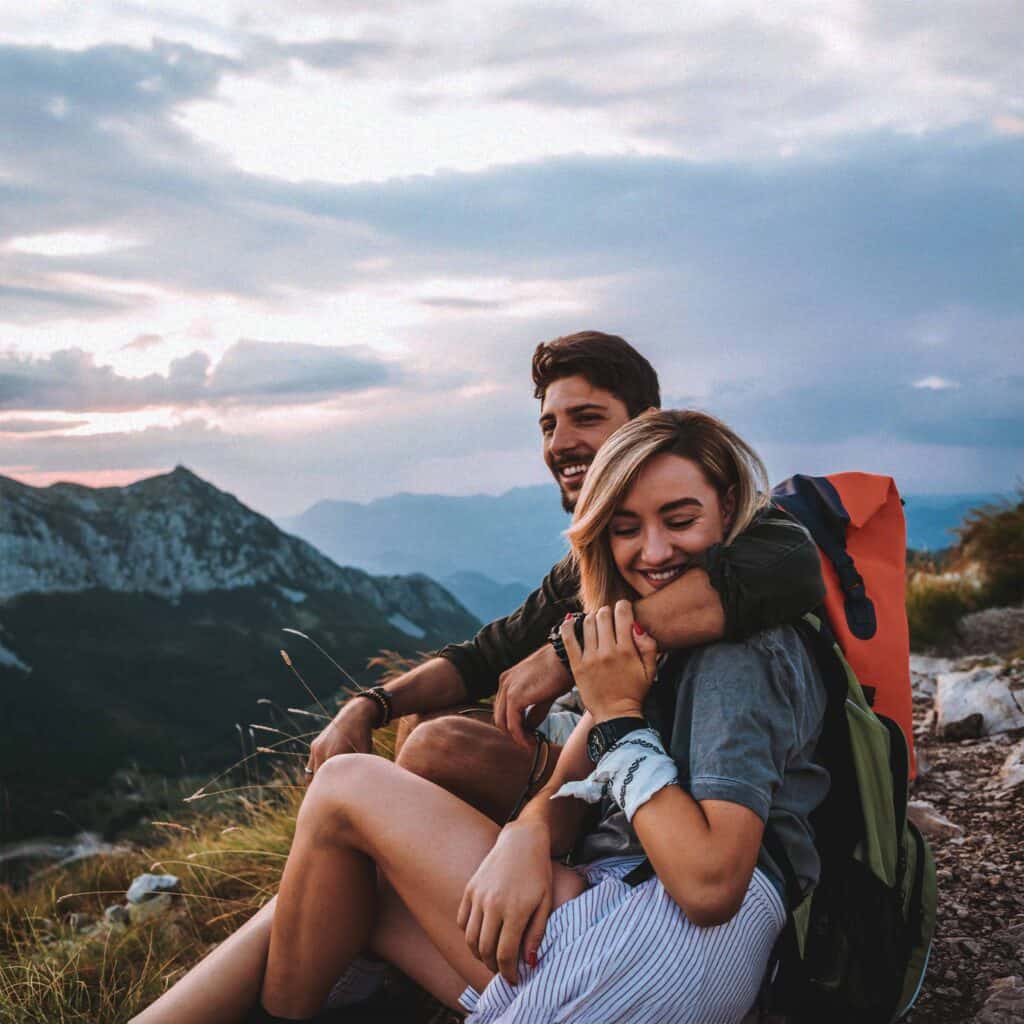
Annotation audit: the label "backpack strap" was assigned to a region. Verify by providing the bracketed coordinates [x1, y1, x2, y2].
[772, 475, 877, 640]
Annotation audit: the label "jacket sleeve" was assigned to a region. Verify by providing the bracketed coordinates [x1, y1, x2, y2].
[436, 554, 581, 701]
[702, 506, 826, 641]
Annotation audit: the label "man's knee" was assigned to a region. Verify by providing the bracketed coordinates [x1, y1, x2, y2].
[395, 715, 485, 787]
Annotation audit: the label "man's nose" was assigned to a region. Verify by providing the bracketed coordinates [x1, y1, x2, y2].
[550, 419, 580, 454]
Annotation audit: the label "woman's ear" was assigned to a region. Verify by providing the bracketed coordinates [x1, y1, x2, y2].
[721, 485, 737, 533]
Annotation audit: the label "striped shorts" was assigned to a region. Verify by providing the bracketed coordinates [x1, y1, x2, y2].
[459, 858, 785, 1024]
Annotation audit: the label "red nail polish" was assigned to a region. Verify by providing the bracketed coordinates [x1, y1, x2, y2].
[526, 950, 538, 967]
[633, 622, 646, 636]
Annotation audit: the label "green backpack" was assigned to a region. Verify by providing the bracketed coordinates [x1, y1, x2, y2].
[763, 613, 937, 1023]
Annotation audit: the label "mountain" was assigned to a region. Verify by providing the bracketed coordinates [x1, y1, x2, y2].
[281, 484, 1002, 592]
[280, 485, 569, 588]
[440, 572, 532, 622]
[902, 493, 1005, 551]
[0, 468, 479, 840]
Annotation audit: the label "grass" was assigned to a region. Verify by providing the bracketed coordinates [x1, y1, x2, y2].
[0, 691, 415, 1024]
[905, 570, 981, 651]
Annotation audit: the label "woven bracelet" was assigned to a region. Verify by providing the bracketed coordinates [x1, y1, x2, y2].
[353, 686, 393, 728]
[547, 612, 586, 675]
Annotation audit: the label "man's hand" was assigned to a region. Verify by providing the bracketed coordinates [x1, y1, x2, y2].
[305, 697, 378, 775]
[494, 644, 572, 750]
[457, 818, 553, 985]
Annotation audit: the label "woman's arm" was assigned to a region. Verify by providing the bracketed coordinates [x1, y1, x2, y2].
[560, 601, 766, 926]
[632, 792, 764, 926]
[516, 709, 594, 856]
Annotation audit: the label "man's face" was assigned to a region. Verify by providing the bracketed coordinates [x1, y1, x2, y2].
[539, 375, 631, 512]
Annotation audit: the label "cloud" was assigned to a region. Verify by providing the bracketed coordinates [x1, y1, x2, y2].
[122, 333, 163, 351]
[207, 340, 396, 401]
[0, 341, 396, 412]
[913, 376, 959, 391]
[0, 418, 88, 433]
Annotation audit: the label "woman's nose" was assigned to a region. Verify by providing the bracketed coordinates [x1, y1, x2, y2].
[641, 529, 674, 565]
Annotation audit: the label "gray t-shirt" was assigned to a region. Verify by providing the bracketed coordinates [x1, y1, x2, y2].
[577, 625, 829, 898]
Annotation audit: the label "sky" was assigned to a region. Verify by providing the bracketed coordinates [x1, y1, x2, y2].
[1, 1, 1022, 517]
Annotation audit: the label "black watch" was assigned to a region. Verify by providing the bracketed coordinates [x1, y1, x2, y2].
[586, 716, 647, 764]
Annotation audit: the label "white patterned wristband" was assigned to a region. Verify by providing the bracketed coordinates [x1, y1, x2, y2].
[551, 727, 679, 822]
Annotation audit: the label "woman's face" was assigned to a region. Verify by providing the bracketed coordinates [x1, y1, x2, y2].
[608, 452, 733, 598]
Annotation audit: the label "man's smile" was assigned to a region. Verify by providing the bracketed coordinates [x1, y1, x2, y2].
[557, 461, 590, 483]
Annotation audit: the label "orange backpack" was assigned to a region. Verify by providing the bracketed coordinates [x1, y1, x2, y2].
[772, 473, 916, 777]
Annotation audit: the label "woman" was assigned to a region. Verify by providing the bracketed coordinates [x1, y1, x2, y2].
[133, 410, 828, 1024]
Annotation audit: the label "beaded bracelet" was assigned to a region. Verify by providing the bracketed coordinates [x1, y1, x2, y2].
[352, 685, 393, 728]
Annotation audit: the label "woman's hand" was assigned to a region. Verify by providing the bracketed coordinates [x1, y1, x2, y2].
[457, 818, 553, 985]
[561, 600, 658, 723]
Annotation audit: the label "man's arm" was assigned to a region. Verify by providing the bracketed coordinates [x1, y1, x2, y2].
[493, 506, 825, 742]
[436, 553, 580, 702]
[307, 656, 469, 771]
[633, 505, 825, 647]
[308, 554, 581, 770]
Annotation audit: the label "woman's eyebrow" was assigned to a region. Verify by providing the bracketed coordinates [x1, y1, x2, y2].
[611, 497, 702, 520]
[659, 497, 703, 514]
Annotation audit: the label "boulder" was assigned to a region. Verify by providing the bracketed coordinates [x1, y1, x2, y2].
[974, 975, 1024, 1023]
[910, 655, 953, 697]
[126, 872, 180, 904]
[935, 666, 1024, 738]
[956, 606, 1024, 656]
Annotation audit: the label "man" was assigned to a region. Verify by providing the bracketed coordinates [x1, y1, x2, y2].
[307, 331, 824, 822]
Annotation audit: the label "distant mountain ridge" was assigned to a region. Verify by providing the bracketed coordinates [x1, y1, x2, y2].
[0, 468, 479, 841]
[281, 484, 568, 588]
[281, 485, 1002, 596]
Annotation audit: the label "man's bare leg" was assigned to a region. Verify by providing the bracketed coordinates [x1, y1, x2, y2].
[395, 710, 562, 822]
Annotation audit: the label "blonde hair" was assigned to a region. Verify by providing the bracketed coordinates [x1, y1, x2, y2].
[567, 410, 770, 612]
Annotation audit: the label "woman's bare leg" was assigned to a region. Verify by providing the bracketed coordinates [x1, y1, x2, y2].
[261, 753, 586, 1018]
[129, 897, 276, 1024]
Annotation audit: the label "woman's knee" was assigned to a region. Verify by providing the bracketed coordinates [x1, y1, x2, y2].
[301, 752, 393, 837]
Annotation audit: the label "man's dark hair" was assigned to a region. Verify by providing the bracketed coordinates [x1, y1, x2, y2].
[531, 331, 661, 416]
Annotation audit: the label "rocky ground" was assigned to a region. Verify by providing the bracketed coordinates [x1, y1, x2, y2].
[905, 653, 1024, 1023]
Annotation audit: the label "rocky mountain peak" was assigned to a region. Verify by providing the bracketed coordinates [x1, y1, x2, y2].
[0, 470, 472, 627]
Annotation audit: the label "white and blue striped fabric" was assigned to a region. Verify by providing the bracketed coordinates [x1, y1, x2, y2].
[459, 857, 784, 1024]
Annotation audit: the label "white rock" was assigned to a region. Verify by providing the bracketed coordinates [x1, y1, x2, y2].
[909, 654, 953, 698]
[935, 667, 1024, 738]
[126, 872, 180, 904]
[998, 740, 1024, 792]
[907, 799, 964, 840]
[127, 892, 173, 924]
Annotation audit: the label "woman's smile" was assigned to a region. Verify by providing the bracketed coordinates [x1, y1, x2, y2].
[635, 563, 688, 588]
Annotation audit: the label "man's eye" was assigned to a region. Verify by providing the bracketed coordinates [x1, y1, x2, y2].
[577, 415, 602, 425]
[540, 423, 554, 436]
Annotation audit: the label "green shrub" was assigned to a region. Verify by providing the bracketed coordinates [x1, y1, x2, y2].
[905, 573, 978, 650]
[957, 488, 1024, 607]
